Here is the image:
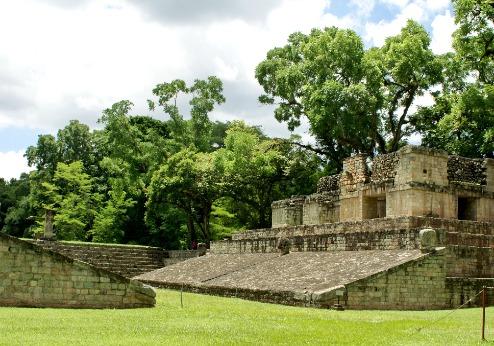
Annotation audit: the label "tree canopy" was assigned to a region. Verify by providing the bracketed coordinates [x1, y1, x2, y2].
[256, 20, 442, 166]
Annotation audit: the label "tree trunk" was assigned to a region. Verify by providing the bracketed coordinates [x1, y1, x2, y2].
[187, 216, 197, 249]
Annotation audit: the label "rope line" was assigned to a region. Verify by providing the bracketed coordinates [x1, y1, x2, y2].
[412, 290, 483, 335]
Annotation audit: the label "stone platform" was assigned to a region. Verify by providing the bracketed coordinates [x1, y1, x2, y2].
[135, 249, 456, 309]
[135, 217, 494, 310]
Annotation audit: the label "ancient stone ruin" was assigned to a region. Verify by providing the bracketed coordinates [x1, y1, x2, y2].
[0, 233, 156, 308]
[137, 146, 494, 310]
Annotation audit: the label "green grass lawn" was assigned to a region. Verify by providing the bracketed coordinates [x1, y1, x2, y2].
[0, 289, 492, 345]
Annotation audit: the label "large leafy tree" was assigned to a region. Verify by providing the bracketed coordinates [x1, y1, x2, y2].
[147, 148, 222, 247]
[97, 101, 172, 244]
[413, 0, 494, 158]
[147, 76, 225, 152]
[256, 20, 442, 166]
[215, 122, 322, 228]
[39, 161, 101, 241]
[0, 174, 33, 236]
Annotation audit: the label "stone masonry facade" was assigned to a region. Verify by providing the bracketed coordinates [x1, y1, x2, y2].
[272, 146, 494, 227]
[0, 233, 156, 308]
[140, 146, 494, 310]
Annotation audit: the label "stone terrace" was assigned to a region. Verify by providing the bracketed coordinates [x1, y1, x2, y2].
[135, 250, 428, 306]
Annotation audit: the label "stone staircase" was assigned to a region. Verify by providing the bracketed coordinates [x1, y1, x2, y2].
[28, 240, 205, 278]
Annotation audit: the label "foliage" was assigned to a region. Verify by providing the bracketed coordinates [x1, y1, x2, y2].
[256, 20, 442, 166]
[413, 1, 494, 158]
[215, 122, 322, 229]
[453, 0, 494, 83]
[0, 174, 33, 236]
[148, 76, 225, 152]
[39, 161, 101, 241]
[147, 148, 222, 246]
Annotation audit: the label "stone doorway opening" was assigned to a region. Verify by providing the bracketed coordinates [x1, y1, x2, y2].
[457, 197, 477, 221]
[364, 196, 386, 219]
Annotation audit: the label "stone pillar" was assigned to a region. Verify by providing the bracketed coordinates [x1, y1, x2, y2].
[339, 154, 369, 221]
[44, 209, 55, 240]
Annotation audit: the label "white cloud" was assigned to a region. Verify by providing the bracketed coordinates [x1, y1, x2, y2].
[350, 0, 376, 17]
[0, 150, 31, 180]
[430, 10, 456, 54]
[365, 1, 426, 46]
[379, 0, 409, 9]
[365, 1, 452, 47]
[0, 0, 455, 153]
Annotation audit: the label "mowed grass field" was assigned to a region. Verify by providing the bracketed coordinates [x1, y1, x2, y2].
[0, 289, 492, 345]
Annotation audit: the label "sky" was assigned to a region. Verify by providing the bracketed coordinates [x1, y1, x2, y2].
[0, 0, 455, 180]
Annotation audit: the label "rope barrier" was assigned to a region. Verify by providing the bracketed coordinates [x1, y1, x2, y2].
[412, 290, 483, 335]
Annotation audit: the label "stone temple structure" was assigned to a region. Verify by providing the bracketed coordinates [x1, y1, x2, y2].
[137, 146, 494, 310]
[272, 145, 494, 226]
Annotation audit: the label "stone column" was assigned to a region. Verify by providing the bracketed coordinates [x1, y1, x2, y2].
[44, 209, 55, 240]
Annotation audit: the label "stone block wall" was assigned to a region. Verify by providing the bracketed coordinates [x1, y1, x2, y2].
[0, 233, 155, 308]
[212, 217, 428, 254]
[302, 193, 340, 225]
[341, 154, 369, 188]
[448, 156, 486, 185]
[327, 248, 487, 310]
[386, 188, 456, 219]
[394, 146, 449, 186]
[272, 146, 494, 227]
[370, 152, 399, 183]
[317, 174, 341, 193]
[271, 197, 305, 228]
[486, 159, 494, 192]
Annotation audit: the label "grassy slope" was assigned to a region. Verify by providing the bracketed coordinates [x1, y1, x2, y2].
[0, 289, 492, 345]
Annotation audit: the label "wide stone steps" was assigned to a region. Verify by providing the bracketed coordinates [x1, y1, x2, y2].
[27, 240, 206, 278]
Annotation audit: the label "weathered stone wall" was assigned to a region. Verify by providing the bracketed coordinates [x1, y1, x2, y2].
[340, 249, 450, 310]
[29, 241, 205, 278]
[231, 217, 494, 242]
[394, 146, 450, 186]
[371, 152, 399, 183]
[337, 250, 494, 310]
[486, 159, 494, 192]
[272, 146, 494, 226]
[271, 196, 305, 228]
[341, 154, 369, 188]
[0, 233, 155, 308]
[302, 193, 340, 225]
[316, 174, 341, 193]
[448, 156, 486, 185]
[213, 217, 430, 254]
[446, 246, 494, 278]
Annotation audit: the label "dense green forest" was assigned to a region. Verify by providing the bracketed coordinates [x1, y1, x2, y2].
[0, 0, 492, 248]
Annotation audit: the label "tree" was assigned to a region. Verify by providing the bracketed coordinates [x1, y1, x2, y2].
[216, 122, 288, 227]
[413, 1, 494, 158]
[90, 181, 135, 243]
[148, 76, 225, 152]
[0, 174, 33, 236]
[98, 101, 174, 244]
[453, 0, 494, 83]
[38, 161, 101, 241]
[147, 148, 222, 247]
[256, 21, 442, 166]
